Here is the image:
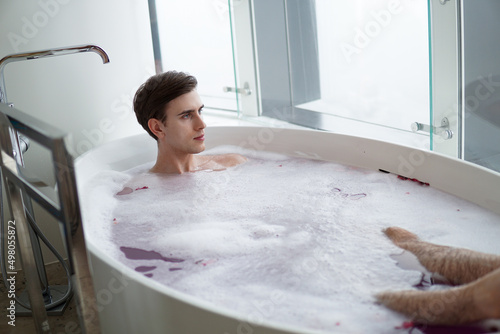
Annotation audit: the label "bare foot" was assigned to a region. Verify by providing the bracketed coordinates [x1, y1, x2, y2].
[376, 285, 473, 325]
[383, 227, 419, 246]
[376, 267, 500, 325]
[383, 227, 500, 285]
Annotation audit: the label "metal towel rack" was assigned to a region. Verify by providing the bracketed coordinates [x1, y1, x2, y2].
[0, 102, 99, 333]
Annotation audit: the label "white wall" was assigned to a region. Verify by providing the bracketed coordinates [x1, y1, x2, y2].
[1, 0, 155, 156]
[1, 0, 155, 264]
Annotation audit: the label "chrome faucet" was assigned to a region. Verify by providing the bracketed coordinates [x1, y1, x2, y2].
[0, 44, 110, 104]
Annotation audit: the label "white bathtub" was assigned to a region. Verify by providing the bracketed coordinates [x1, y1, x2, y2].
[75, 126, 500, 334]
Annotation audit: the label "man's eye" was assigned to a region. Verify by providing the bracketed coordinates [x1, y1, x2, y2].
[198, 108, 203, 115]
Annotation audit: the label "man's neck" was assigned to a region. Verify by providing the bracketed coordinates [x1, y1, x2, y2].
[150, 148, 198, 174]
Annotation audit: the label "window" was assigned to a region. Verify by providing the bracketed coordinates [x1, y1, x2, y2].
[251, 0, 430, 148]
[150, 0, 430, 149]
[151, 0, 239, 112]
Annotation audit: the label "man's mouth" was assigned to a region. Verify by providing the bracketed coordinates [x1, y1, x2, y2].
[194, 134, 205, 141]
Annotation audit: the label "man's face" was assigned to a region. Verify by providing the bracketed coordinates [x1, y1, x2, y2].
[161, 90, 206, 154]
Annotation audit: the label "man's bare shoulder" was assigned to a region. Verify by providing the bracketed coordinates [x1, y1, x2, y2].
[213, 153, 248, 168]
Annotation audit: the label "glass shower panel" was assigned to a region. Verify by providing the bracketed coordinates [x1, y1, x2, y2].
[308, 0, 429, 130]
[154, 0, 238, 112]
[251, 0, 431, 149]
[427, 0, 461, 158]
[462, 0, 500, 173]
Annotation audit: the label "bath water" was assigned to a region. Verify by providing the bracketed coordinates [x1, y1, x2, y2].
[82, 146, 500, 334]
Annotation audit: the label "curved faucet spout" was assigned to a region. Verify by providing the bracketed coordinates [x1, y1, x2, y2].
[87, 45, 110, 63]
[0, 44, 110, 166]
[0, 44, 109, 66]
[0, 44, 110, 103]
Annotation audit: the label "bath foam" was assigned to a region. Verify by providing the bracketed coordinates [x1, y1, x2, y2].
[83, 146, 500, 333]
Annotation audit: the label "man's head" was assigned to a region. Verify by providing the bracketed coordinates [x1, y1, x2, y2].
[133, 71, 198, 140]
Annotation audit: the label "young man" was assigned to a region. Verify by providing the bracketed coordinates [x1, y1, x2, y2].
[133, 71, 247, 174]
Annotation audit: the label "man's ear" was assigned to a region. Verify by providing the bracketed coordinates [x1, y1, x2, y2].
[148, 118, 166, 139]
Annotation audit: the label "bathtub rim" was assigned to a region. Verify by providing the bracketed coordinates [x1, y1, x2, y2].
[76, 126, 500, 216]
[75, 125, 500, 333]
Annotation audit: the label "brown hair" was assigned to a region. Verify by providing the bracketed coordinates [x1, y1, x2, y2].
[133, 71, 198, 140]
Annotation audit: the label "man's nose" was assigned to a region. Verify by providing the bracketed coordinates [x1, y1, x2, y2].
[194, 113, 206, 129]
